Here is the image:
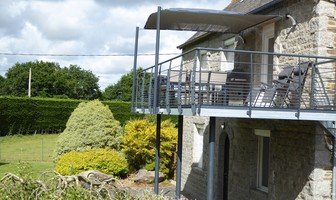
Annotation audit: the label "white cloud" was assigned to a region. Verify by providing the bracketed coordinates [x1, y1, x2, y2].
[0, 0, 230, 89]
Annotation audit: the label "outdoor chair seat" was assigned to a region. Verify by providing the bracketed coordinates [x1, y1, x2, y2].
[248, 65, 294, 107]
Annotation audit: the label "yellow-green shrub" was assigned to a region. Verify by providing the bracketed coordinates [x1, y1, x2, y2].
[122, 118, 177, 177]
[55, 149, 128, 177]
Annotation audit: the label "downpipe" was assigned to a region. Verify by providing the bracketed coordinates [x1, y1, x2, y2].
[333, 135, 336, 200]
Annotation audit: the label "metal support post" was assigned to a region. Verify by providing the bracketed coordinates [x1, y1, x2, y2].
[176, 115, 183, 199]
[154, 7, 161, 194]
[153, 6, 161, 114]
[154, 113, 161, 194]
[207, 116, 216, 200]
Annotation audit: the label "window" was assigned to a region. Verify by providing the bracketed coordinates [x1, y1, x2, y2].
[198, 50, 210, 70]
[220, 37, 236, 71]
[261, 23, 275, 84]
[255, 129, 270, 192]
[193, 123, 205, 168]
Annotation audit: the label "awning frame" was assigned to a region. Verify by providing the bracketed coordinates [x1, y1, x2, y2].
[144, 8, 282, 33]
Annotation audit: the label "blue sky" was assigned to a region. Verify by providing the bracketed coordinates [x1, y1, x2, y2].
[0, 0, 230, 89]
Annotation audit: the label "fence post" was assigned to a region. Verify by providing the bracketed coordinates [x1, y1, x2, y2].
[42, 138, 44, 161]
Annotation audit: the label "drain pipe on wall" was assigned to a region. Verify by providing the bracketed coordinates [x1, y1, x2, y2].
[286, 14, 297, 26]
[333, 135, 336, 200]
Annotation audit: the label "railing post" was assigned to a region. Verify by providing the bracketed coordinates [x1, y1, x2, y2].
[149, 69, 154, 113]
[178, 62, 183, 115]
[141, 74, 145, 113]
[310, 61, 316, 108]
[135, 74, 139, 111]
[247, 53, 254, 117]
[197, 50, 202, 115]
[191, 50, 198, 115]
[157, 64, 162, 110]
[296, 58, 302, 119]
[166, 61, 172, 114]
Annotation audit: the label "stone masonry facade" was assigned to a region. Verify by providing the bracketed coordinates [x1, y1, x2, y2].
[181, 117, 332, 200]
[180, 0, 336, 199]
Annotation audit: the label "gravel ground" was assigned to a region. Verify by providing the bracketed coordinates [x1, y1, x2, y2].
[120, 180, 191, 199]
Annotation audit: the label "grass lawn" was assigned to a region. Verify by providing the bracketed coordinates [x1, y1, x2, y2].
[0, 134, 59, 178]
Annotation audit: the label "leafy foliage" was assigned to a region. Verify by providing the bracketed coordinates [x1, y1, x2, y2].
[1, 61, 101, 100]
[55, 149, 128, 177]
[122, 118, 177, 177]
[102, 68, 148, 101]
[0, 96, 80, 135]
[54, 100, 123, 158]
[0, 97, 143, 135]
[0, 75, 5, 94]
[52, 65, 101, 100]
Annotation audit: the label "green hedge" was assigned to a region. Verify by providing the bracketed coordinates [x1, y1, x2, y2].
[0, 97, 144, 135]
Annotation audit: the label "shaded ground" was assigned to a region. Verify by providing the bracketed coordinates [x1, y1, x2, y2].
[120, 178, 189, 199]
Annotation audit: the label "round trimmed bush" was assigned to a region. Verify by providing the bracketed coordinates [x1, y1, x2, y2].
[54, 99, 122, 158]
[55, 148, 128, 177]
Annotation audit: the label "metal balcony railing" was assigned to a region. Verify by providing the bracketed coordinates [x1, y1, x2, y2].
[132, 48, 336, 121]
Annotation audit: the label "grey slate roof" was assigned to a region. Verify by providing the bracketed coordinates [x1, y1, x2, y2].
[224, 0, 277, 13]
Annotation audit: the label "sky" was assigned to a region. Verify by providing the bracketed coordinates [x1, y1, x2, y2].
[0, 0, 230, 90]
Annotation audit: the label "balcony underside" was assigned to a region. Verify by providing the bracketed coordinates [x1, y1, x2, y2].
[137, 107, 336, 121]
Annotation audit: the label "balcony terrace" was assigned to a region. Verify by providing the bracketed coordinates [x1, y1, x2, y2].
[132, 47, 336, 121]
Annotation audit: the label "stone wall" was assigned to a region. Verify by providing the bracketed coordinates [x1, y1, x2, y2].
[179, 0, 335, 199]
[318, 0, 336, 102]
[181, 117, 332, 200]
[181, 116, 209, 200]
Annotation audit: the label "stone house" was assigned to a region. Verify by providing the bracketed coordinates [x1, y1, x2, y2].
[132, 0, 336, 200]
[177, 0, 336, 199]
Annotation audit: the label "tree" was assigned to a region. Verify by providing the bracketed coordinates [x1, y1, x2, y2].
[102, 68, 147, 101]
[0, 75, 5, 95]
[54, 99, 123, 158]
[53, 65, 101, 99]
[2, 61, 60, 97]
[2, 61, 101, 99]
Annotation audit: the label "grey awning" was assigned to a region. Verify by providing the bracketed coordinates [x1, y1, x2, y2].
[144, 8, 281, 33]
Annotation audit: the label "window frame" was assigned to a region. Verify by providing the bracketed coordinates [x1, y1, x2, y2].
[255, 129, 270, 192]
[221, 37, 236, 71]
[261, 23, 275, 84]
[193, 123, 205, 168]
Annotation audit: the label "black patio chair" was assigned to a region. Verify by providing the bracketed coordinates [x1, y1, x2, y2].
[269, 62, 311, 108]
[248, 65, 294, 107]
